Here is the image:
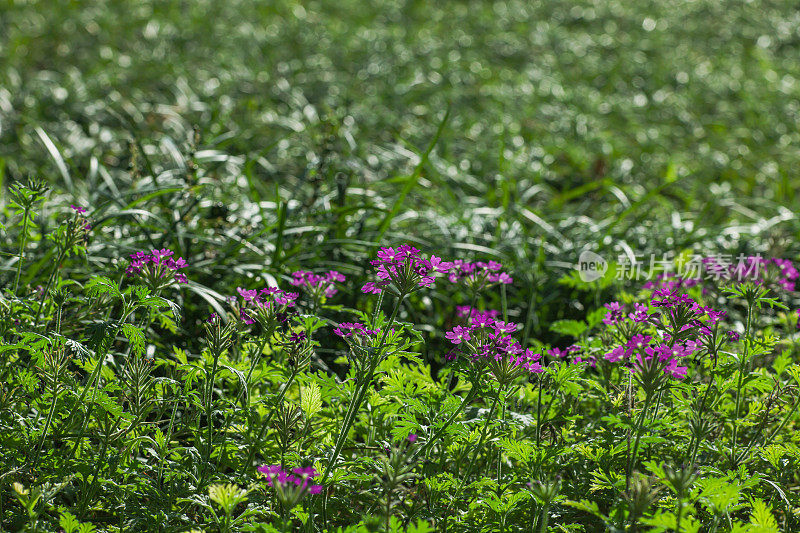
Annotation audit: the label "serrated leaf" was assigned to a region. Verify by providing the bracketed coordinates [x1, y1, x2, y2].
[85, 276, 122, 300]
[122, 323, 145, 357]
[749, 499, 779, 531]
[301, 382, 322, 417]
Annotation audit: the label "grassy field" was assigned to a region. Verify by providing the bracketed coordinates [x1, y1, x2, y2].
[1, 0, 800, 531]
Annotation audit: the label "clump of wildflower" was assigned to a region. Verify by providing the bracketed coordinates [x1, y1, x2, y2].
[290, 270, 345, 302]
[258, 465, 322, 508]
[233, 286, 297, 329]
[598, 288, 725, 385]
[447, 260, 513, 292]
[361, 244, 452, 295]
[125, 249, 188, 290]
[445, 311, 542, 385]
[333, 322, 381, 339]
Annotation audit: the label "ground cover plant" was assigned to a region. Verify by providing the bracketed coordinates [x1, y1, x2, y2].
[2, 0, 800, 531]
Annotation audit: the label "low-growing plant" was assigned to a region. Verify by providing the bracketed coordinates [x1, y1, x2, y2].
[1, 185, 799, 532]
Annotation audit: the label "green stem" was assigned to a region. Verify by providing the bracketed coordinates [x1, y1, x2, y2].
[415, 386, 478, 460]
[33, 247, 67, 324]
[32, 386, 60, 467]
[731, 301, 754, 467]
[538, 503, 550, 533]
[497, 395, 506, 484]
[241, 367, 299, 475]
[455, 385, 503, 498]
[219, 336, 268, 470]
[687, 382, 715, 468]
[627, 392, 654, 482]
[13, 206, 30, 296]
[68, 322, 123, 458]
[157, 394, 180, 489]
[536, 374, 543, 447]
[318, 292, 405, 529]
[321, 293, 404, 484]
[203, 348, 222, 471]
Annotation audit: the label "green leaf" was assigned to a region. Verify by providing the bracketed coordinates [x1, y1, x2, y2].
[59, 510, 80, 533]
[85, 276, 122, 300]
[122, 323, 145, 357]
[301, 382, 322, 417]
[749, 499, 779, 531]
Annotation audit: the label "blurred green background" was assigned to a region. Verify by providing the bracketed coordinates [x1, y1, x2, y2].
[2, 0, 799, 346]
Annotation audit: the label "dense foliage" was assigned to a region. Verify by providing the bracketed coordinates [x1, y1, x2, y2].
[2, 0, 800, 531]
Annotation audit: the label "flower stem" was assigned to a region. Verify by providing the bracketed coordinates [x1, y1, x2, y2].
[730, 300, 754, 467]
[453, 384, 503, 500]
[317, 292, 405, 529]
[241, 367, 299, 475]
[626, 392, 654, 482]
[415, 385, 478, 460]
[13, 206, 30, 296]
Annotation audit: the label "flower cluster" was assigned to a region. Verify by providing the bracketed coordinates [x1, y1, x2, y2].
[447, 260, 513, 292]
[361, 244, 452, 295]
[602, 302, 651, 326]
[258, 465, 322, 507]
[126, 249, 188, 289]
[290, 270, 345, 300]
[605, 336, 696, 380]
[598, 289, 735, 384]
[445, 310, 542, 384]
[280, 330, 313, 371]
[234, 286, 297, 327]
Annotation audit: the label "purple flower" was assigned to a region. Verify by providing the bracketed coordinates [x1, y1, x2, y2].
[258, 464, 323, 502]
[447, 260, 513, 292]
[603, 302, 624, 325]
[290, 270, 345, 299]
[232, 285, 297, 326]
[333, 322, 381, 345]
[407, 434, 418, 443]
[445, 325, 472, 345]
[629, 303, 650, 323]
[604, 345, 631, 364]
[447, 311, 541, 383]
[70, 205, 88, 214]
[362, 245, 453, 295]
[125, 248, 189, 289]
